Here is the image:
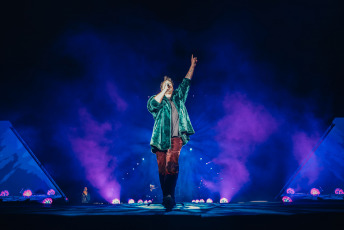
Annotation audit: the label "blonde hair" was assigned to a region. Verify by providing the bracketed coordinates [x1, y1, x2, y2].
[160, 76, 174, 90]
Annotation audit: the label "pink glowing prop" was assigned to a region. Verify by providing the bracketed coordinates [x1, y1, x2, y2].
[286, 188, 295, 195]
[112, 198, 120, 204]
[148, 200, 152, 203]
[128, 199, 135, 204]
[137, 199, 143, 204]
[195, 199, 200, 203]
[23, 189, 32, 197]
[42, 198, 53, 204]
[282, 196, 292, 203]
[199, 199, 205, 203]
[206, 198, 213, 203]
[191, 200, 196, 203]
[310, 188, 320, 196]
[0, 190, 9, 196]
[220, 198, 229, 203]
[47, 189, 55, 196]
[335, 188, 344, 195]
[144, 200, 148, 204]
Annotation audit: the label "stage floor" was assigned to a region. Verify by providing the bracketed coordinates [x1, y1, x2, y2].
[1, 201, 344, 229]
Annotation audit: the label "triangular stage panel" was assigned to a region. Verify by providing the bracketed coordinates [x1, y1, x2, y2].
[0, 121, 66, 202]
[278, 117, 344, 200]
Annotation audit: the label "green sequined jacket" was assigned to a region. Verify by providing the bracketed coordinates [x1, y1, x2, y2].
[147, 78, 195, 153]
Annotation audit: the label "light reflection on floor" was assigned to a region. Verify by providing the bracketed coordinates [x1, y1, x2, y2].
[1, 201, 344, 217]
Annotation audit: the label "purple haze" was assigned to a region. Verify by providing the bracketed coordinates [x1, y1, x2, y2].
[292, 132, 320, 165]
[291, 131, 321, 186]
[106, 81, 128, 112]
[69, 108, 121, 202]
[212, 93, 279, 200]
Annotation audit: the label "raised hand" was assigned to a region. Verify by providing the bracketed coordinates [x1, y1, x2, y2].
[191, 54, 198, 68]
[185, 54, 197, 80]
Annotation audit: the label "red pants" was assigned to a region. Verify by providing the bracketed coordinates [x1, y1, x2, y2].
[156, 137, 183, 198]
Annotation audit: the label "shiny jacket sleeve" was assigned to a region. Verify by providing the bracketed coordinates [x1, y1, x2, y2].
[147, 96, 163, 119]
[175, 78, 191, 103]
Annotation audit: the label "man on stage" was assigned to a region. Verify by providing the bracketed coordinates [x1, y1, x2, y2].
[147, 55, 197, 211]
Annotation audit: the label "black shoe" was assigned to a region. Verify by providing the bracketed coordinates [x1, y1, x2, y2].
[162, 195, 174, 211]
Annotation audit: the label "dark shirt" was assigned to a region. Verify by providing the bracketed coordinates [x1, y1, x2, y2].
[167, 97, 180, 137]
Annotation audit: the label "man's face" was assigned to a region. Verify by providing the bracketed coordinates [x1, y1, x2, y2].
[163, 80, 174, 94]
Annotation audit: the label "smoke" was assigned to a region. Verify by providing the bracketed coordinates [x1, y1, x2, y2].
[212, 93, 279, 200]
[292, 131, 320, 165]
[106, 82, 128, 112]
[69, 108, 121, 202]
[291, 131, 321, 186]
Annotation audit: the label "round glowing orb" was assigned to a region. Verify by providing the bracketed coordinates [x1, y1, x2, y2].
[144, 200, 148, 204]
[220, 198, 229, 203]
[23, 189, 32, 197]
[335, 188, 344, 195]
[310, 188, 320, 196]
[199, 199, 205, 203]
[42, 198, 53, 204]
[112, 198, 120, 204]
[286, 188, 295, 195]
[0, 190, 9, 196]
[191, 200, 196, 203]
[282, 196, 293, 203]
[195, 199, 199, 203]
[47, 189, 55, 196]
[206, 198, 213, 203]
[128, 199, 135, 204]
[138, 199, 143, 204]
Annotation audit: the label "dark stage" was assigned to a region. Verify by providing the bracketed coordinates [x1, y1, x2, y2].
[1, 201, 344, 230]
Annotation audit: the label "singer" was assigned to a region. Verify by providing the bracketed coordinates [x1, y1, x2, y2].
[147, 55, 197, 211]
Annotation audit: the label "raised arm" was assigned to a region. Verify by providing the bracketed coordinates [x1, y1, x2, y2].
[185, 54, 198, 80]
[175, 55, 198, 102]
